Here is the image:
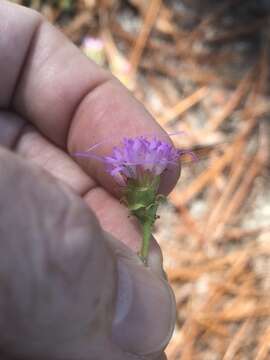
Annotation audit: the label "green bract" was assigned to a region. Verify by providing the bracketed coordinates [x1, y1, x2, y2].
[123, 175, 164, 264]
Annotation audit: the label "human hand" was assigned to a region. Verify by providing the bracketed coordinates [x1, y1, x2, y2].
[0, 1, 180, 359]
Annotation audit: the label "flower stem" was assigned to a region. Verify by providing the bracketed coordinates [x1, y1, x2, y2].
[139, 221, 153, 265]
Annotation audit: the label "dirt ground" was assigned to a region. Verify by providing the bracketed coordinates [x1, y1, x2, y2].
[15, 0, 270, 358]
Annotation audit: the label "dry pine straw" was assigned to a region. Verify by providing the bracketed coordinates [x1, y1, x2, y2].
[22, 1, 270, 358]
[162, 32, 269, 360]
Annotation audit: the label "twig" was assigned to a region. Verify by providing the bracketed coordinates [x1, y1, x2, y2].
[205, 153, 248, 240]
[222, 320, 252, 360]
[205, 70, 253, 133]
[255, 326, 270, 360]
[129, 0, 162, 76]
[170, 140, 239, 207]
[158, 86, 208, 126]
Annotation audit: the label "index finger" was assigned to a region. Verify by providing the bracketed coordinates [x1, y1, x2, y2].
[1, 0, 180, 194]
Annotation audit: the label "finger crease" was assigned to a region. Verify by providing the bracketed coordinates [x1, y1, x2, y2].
[64, 76, 111, 151]
[10, 16, 43, 108]
[10, 120, 29, 151]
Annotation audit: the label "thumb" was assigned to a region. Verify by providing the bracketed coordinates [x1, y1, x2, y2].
[0, 148, 175, 360]
[108, 234, 176, 358]
[0, 147, 116, 359]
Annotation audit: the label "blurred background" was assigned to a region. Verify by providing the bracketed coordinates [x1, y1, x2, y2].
[13, 0, 270, 358]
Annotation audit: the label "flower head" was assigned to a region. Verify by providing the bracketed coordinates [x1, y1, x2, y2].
[104, 136, 180, 185]
[74, 134, 193, 265]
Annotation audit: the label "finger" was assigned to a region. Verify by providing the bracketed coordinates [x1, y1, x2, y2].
[0, 111, 165, 277]
[0, 110, 94, 194]
[105, 233, 176, 357]
[84, 186, 165, 277]
[0, 1, 180, 196]
[0, 147, 115, 358]
[0, 148, 175, 359]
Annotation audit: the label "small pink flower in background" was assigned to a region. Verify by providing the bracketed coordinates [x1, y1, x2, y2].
[81, 36, 105, 65]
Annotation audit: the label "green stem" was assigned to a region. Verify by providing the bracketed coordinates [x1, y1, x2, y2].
[139, 221, 153, 265]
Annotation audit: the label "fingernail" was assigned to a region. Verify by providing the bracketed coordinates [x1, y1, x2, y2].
[112, 257, 176, 355]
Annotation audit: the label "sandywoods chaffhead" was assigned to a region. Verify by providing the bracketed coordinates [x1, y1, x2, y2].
[75, 136, 192, 265]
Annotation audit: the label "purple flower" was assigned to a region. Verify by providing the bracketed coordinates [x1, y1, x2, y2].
[104, 137, 181, 185]
[74, 135, 194, 264]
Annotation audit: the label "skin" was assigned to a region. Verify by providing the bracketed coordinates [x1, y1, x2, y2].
[0, 1, 180, 359]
